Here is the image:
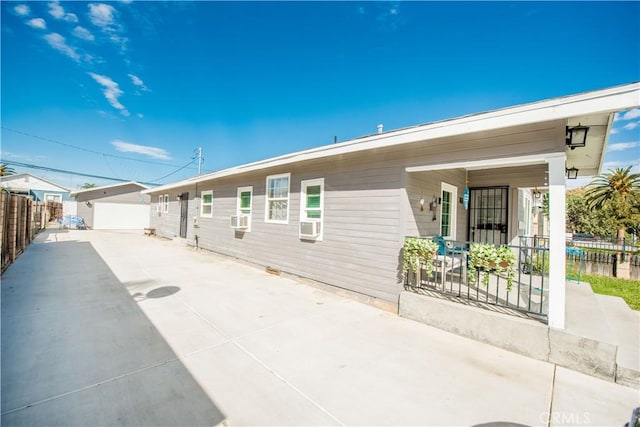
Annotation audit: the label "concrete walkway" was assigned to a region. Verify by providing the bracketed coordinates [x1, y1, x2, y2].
[2, 229, 638, 426]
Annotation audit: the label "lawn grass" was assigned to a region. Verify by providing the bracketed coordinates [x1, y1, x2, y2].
[582, 274, 640, 311]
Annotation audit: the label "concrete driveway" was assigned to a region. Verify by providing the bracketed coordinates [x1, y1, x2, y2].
[2, 229, 638, 426]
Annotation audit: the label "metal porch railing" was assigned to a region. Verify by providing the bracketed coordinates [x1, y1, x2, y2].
[403, 236, 549, 322]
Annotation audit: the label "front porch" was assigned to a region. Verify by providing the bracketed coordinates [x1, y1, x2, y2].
[404, 152, 569, 327]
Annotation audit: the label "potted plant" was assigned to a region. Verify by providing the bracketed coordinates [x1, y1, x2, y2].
[468, 243, 517, 290]
[403, 237, 439, 279]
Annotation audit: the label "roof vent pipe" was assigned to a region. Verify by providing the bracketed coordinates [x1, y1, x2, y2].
[377, 124, 383, 134]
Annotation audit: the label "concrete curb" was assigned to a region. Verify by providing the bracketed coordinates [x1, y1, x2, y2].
[399, 291, 636, 388]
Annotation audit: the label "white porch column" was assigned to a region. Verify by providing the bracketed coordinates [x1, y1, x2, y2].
[547, 156, 566, 329]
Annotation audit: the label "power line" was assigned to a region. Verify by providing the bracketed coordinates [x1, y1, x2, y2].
[1, 126, 199, 170]
[1, 160, 161, 186]
[150, 158, 197, 182]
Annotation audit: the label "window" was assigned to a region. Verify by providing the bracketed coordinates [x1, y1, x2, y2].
[300, 178, 324, 240]
[44, 193, 62, 203]
[235, 186, 253, 230]
[238, 187, 252, 215]
[265, 173, 290, 223]
[163, 194, 169, 213]
[200, 190, 213, 218]
[157, 195, 163, 214]
[440, 182, 457, 239]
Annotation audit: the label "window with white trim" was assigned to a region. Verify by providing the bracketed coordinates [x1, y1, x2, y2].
[200, 190, 213, 218]
[157, 195, 163, 214]
[44, 193, 62, 203]
[163, 194, 169, 213]
[236, 186, 252, 228]
[265, 173, 290, 223]
[440, 182, 457, 239]
[300, 178, 324, 240]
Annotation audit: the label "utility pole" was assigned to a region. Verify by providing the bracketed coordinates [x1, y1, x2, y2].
[195, 147, 203, 175]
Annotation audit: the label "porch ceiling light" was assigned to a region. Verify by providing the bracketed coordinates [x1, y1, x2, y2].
[566, 166, 579, 179]
[566, 123, 589, 150]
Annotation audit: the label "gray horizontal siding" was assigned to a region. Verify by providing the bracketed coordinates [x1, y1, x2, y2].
[146, 120, 567, 302]
[469, 164, 547, 188]
[405, 169, 468, 241]
[154, 155, 407, 302]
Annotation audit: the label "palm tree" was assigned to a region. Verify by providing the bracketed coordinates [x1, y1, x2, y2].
[585, 166, 640, 242]
[81, 183, 97, 189]
[0, 163, 15, 176]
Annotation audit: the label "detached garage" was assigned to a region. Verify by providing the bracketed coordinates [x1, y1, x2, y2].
[71, 182, 151, 230]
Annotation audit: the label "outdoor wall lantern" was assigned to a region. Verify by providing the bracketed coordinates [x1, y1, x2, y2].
[566, 123, 589, 150]
[176, 194, 182, 200]
[566, 167, 579, 179]
[532, 188, 541, 200]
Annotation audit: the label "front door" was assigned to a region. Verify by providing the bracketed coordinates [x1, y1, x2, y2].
[179, 192, 189, 238]
[468, 187, 508, 245]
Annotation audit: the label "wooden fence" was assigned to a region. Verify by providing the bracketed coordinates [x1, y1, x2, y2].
[1, 191, 61, 274]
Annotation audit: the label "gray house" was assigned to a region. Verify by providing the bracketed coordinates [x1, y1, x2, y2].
[70, 181, 151, 230]
[143, 83, 639, 331]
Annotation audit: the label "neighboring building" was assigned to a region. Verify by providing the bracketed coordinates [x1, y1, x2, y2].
[143, 83, 640, 330]
[0, 173, 71, 220]
[0, 173, 71, 203]
[70, 182, 151, 230]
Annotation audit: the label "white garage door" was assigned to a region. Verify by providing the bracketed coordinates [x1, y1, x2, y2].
[93, 203, 150, 230]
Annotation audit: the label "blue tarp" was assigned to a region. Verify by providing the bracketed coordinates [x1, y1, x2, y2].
[61, 215, 87, 230]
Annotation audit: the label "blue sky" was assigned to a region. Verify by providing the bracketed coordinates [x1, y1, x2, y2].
[1, 1, 639, 190]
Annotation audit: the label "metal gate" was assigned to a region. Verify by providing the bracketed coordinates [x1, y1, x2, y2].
[468, 187, 509, 245]
[179, 193, 189, 238]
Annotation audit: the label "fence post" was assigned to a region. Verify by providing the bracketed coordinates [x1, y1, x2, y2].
[19, 198, 27, 254]
[0, 192, 4, 251]
[8, 195, 18, 262]
[612, 254, 618, 278]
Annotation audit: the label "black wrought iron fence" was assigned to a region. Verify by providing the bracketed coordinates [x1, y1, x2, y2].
[403, 236, 549, 321]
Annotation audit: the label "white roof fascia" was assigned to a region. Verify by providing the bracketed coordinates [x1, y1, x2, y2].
[598, 113, 616, 175]
[143, 82, 640, 195]
[70, 181, 149, 196]
[405, 152, 566, 173]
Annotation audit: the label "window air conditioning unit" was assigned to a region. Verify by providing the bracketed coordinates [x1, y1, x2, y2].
[230, 215, 249, 229]
[299, 221, 321, 239]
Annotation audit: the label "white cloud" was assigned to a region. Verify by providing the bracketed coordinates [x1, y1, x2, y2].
[88, 72, 129, 116]
[622, 108, 640, 121]
[48, 1, 64, 18]
[623, 121, 638, 131]
[27, 18, 47, 30]
[128, 74, 149, 91]
[14, 4, 30, 16]
[48, 2, 78, 22]
[44, 33, 80, 62]
[87, 3, 127, 51]
[73, 26, 95, 41]
[607, 141, 640, 152]
[111, 141, 170, 160]
[137, 113, 144, 119]
[88, 3, 116, 28]
[610, 128, 618, 135]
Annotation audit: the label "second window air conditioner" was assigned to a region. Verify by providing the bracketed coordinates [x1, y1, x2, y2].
[230, 215, 249, 229]
[299, 220, 321, 239]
